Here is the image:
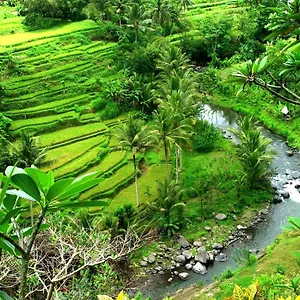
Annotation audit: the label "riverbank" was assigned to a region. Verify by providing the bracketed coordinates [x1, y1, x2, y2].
[210, 91, 300, 150]
[130, 104, 300, 299]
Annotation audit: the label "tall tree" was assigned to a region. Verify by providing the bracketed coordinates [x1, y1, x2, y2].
[114, 114, 153, 208]
[125, 3, 152, 42]
[152, 109, 192, 184]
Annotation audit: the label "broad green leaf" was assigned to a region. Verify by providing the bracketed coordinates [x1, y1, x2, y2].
[4, 166, 25, 177]
[2, 195, 17, 211]
[0, 290, 14, 300]
[46, 178, 74, 202]
[6, 189, 36, 202]
[56, 178, 102, 201]
[48, 171, 55, 187]
[252, 58, 260, 75]
[73, 171, 100, 184]
[25, 168, 50, 196]
[0, 238, 19, 256]
[11, 174, 41, 202]
[0, 208, 23, 226]
[49, 200, 108, 211]
[258, 56, 268, 73]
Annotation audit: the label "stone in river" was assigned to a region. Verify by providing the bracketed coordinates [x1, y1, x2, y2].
[192, 262, 207, 274]
[147, 254, 156, 264]
[212, 242, 224, 250]
[140, 261, 148, 267]
[286, 150, 294, 157]
[175, 255, 186, 264]
[215, 252, 227, 262]
[178, 272, 189, 280]
[177, 235, 190, 249]
[182, 250, 192, 260]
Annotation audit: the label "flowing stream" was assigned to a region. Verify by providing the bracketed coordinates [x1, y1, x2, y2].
[137, 104, 300, 299]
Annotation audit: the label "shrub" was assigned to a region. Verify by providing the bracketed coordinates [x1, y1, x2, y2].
[100, 101, 120, 119]
[91, 97, 108, 112]
[192, 120, 220, 152]
[0, 113, 12, 136]
[23, 13, 61, 30]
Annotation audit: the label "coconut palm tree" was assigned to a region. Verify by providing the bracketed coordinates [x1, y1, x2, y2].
[229, 116, 275, 189]
[125, 3, 152, 42]
[156, 46, 191, 77]
[112, 0, 129, 26]
[149, 179, 186, 237]
[151, 109, 193, 184]
[114, 114, 153, 208]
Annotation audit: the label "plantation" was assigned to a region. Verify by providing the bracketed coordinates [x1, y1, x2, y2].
[0, 0, 299, 299]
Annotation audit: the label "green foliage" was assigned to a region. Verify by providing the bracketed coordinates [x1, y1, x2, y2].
[192, 120, 220, 152]
[0, 113, 12, 136]
[282, 217, 300, 232]
[229, 116, 274, 189]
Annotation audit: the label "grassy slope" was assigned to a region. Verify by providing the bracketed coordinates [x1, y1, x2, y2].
[188, 232, 300, 300]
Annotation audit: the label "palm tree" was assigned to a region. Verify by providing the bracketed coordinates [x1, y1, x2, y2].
[114, 114, 153, 208]
[151, 109, 193, 184]
[149, 179, 185, 236]
[125, 3, 152, 42]
[112, 0, 129, 26]
[229, 116, 275, 189]
[156, 46, 191, 77]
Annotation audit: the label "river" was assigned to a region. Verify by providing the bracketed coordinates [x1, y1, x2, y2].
[138, 104, 300, 299]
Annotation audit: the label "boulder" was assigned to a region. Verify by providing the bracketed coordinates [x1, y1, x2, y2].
[207, 251, 215, 262]
[185, 263, 193, 270]
[193, 241, 203, 247]
[286, 150, 294, 157]
[273, 195, 283, 204]
[215, 252, 227, 262]
[177, 235, 190, 249]
[212, 243, 224, 250]
[205, 226, 211, 231]
[237, 224, 247, 230]
[140, 261, 148, 267]
[295, 184, 300, 189]
[260, 209, 269, 215]
[215, 213, 227, 221]
[182, 250, 193, 260]
[280, 190, 290, 198]
[175, 255, 186, 264]
[158, 271, 164, 275]
[168, 277, 173, 283]
[178, 272, 190, 280]
[192, 262, 207, 274]
[195, 247, 209, 264]
[147, 254, 156, 264]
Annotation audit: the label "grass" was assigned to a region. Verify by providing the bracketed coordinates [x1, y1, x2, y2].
[80, 163, 135, 200]
[43, 135, 107, 171]
[0, 20, 99, 46]
[10, 111, 75, 131]
[109, 164, 168, 213]
[38, 122, 107, 147]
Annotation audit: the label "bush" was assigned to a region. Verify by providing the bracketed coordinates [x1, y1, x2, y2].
[0, 113, 12, 136]
[100, 101, 120, 119]
[192, 120, 220, 152]
[23, 13, 61, 30]
[91, 97, 108, 112]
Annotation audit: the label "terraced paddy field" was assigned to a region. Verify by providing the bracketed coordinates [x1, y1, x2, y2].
[0, 0, 247, 216]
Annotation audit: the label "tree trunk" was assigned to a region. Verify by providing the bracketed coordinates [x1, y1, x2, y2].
[19, 256, 29, 300]
[133, 154, 139, 208]
[164, 140, 169, 184]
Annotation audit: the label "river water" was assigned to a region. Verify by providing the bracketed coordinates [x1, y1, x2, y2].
[138, 104, 300, 299]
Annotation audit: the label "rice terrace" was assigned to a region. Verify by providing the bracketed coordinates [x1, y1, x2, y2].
[0, 0, 299, 299]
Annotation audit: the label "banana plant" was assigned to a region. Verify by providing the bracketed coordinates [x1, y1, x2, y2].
[282, 216, 300, 231]
[0, 166, 107, 300]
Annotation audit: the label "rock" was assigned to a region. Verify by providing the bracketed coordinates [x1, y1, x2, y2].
[286, 150, 294, 157]
[273, 195, 283, 204]
[175, 263, 181, 268]
[249, 248, 259, 254]
[168, 277, 173, 283]
[295, 184, 300, 189]
[178, 272, 189, 280]
[195, 247, 209, 264]
[215, 252, 227, 262]
[215, 213, 227, 221]
[260, 209, 269, 215]
[182, 250, 193, 260]
[174, 271, 179, 276]
[280, 190, 290, 198]
[205, 226, 211, 231]
[193, 241, 203, 247]
[177, 235, 190, 249]
[185, 263, 193, 270]
[155, 266, 162, 271]
[140, 261, 148, 267]
[192, 262, 207, 274]
[271, 182, 278, 190]
[147, 254, 156, 264]
[207, 251, 214, 262]
[212, 243, 224, 250]
[175, 255, 186, 264]
[237, 224, 247, 230]
[158, 271, 165, 275]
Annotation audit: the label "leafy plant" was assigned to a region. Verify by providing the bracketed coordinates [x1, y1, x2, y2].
[282, 217, 300, 232]
[276, 277, 300, 295]
[0, 166, 106, 299]
[225, 281, 259, 300]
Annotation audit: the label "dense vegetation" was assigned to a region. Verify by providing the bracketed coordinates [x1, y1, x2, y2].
[0, 0, 299, 299]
